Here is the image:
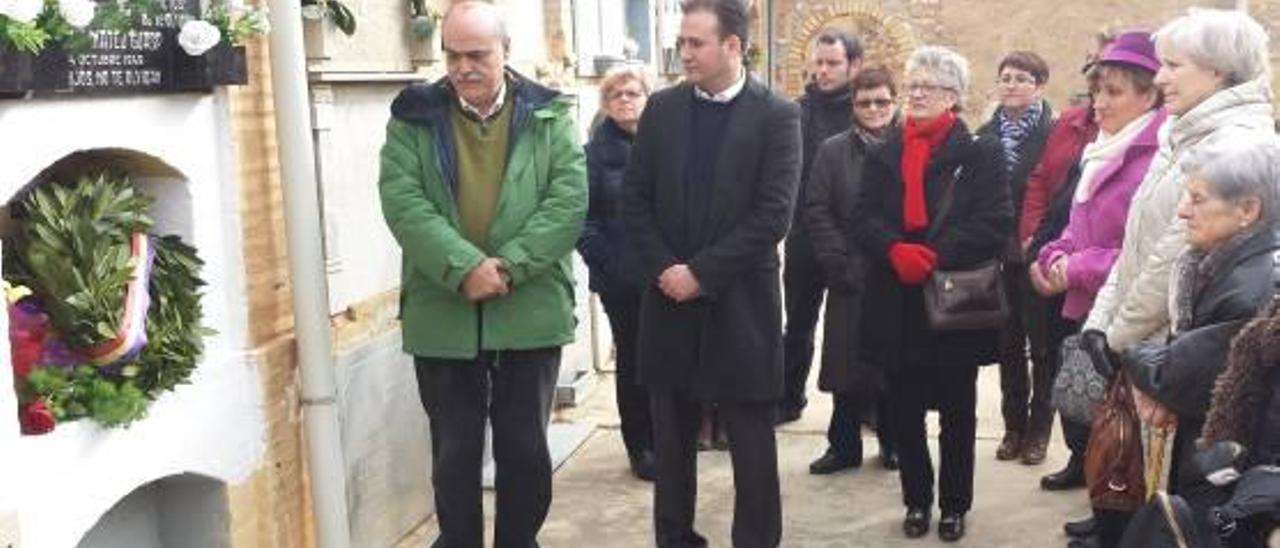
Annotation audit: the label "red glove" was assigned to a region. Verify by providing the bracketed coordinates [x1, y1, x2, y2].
[888, 243, 938, 285]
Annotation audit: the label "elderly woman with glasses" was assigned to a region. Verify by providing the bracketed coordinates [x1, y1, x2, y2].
[850, 46, 1011, 543]
[1122, 139, 1280, 548]
[575, 67, 657, 481]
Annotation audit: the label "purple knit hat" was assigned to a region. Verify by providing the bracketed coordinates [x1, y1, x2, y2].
[1096, 31, 1160, 74]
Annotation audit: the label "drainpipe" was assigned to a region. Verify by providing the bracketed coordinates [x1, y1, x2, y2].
[266, 2, 352, 547]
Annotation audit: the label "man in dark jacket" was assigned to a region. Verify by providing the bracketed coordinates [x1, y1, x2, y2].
[622, 1, 801, 545]
[377, 2, 587, 546]
[779, 29, 863, 424]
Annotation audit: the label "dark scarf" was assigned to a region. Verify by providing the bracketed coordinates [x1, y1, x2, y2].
[997, 100, 1044, 173]
[1171, 225, 1265, 333]
[853, 113, 898, 148]
[900, 111, 956, 232]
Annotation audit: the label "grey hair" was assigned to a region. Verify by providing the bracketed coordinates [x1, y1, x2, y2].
[1182, 137, 1280, 228]
[444, 1, 511, 49]
[905, 45, 971, 96]
[1154, 8, 1270, 85]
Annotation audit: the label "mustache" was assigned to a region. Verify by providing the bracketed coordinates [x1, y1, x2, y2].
[457, 72, 485, 82]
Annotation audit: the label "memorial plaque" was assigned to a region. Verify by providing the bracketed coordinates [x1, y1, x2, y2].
[0, 0, 246, 96]
[49, 0, 199, 93]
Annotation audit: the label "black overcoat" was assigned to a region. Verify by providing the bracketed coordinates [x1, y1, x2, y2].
[850, 120, 1013, 371]
[802, 129, 872, 393]
[621, 78, 802, 402]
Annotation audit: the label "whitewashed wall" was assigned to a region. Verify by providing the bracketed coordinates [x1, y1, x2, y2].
[0, 93, 262, 548]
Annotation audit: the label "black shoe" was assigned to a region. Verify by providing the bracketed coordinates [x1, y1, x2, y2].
[809, 449, 861, 475]
[1064, 515, 1097, 538]
[996, 430, 1022, 461]
[938, 512, 965, 542]
[902, 507, 931, 538]
[1041, 455, 1086, 491]
[629, 450, 656, 482]
[880, 448, 899, 471]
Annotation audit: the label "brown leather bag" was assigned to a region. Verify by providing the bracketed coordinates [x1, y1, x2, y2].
[921, 166, 1009, 331]
[1085, 371, 1147, 512]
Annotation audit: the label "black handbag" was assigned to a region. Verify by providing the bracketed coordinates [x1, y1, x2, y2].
[921, 166, 1009, 331]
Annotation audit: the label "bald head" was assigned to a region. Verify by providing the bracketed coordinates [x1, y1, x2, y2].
[442, 1, 510, 113]
[443, 1, 510, 51]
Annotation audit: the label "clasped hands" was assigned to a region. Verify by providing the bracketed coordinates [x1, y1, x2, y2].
[461, 257, 512, 302]
[1029, 256, 1069, 296]
[658, 264, 701, 303]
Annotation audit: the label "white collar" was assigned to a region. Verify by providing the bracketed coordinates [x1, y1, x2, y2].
[459, 78, 508, 120]
[694, 67, 747, 103]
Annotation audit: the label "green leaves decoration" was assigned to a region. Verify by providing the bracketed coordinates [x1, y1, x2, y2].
[11, 173, 210, 428]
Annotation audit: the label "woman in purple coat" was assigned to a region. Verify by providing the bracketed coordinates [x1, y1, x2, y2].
[1030, 31, 1167, 545]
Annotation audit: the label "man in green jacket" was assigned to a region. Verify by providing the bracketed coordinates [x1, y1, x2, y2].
[377, 2, 586, 546]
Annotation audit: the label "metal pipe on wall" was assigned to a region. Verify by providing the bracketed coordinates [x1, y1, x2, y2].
[265, 1, 353, 547]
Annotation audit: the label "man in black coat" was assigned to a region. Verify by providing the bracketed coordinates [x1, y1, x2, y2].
[779, 28, 863, 425]
[621, 1, 801, 546]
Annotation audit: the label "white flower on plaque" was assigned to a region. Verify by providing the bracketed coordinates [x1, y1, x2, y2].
[58, 0, 96, 28]
[0, 0, 44, 24]
[178, 20, 222, 56]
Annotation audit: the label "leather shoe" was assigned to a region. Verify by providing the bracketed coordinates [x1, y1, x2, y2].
[1064, 515, 1097, 537]
[1020, 435, 1049, 465]
[996, 430, 1022, 460]
[629, 450, 656, 482]
[881, 448, 900, 471]
[1040, 455, 1085, 490]
[938, 512, 965, 542]
[902, 507, 931, 538]
[809, 449, 861, 475]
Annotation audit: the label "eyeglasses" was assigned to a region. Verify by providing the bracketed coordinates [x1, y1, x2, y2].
[854, 98, 893, 109]
[608, 89, 645, 101]
[905, 82, 950, 95]
[997, 73, 1038, 86]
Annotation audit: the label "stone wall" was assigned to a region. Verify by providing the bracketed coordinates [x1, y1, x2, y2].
[770, 0, 1280, 118]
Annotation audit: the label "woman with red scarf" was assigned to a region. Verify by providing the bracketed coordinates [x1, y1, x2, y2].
[850, 46, 1012, 543]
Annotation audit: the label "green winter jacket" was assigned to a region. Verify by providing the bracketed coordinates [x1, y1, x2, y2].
[378, 70, 587, 359]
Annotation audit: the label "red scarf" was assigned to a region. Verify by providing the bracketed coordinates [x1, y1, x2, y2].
[900, 111, 957, 232]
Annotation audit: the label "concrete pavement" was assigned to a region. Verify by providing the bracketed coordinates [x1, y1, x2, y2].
[397, 366, 1090, 547]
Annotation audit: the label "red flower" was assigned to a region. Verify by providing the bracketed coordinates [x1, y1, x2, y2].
[19, 399, 55, 435]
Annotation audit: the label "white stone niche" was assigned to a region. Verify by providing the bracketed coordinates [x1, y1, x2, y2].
[0, 95, 264, 548]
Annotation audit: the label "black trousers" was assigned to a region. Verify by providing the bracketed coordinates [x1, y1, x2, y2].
[890, 363, 979, 514]
[414, 348, 561, 548]
[997, 263, 1055, 438]
[827, 390, 894, 460]
[782, 232, 826, 409]
[1168, 419, 1229, 548]
[599, 287, 653, 458]
[651, 390, 781, 548]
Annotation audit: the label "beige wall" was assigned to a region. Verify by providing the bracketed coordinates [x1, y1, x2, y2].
[770, 0, 1279, 122]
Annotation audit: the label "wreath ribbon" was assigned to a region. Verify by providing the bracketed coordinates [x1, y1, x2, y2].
[82, 232, 155, 366]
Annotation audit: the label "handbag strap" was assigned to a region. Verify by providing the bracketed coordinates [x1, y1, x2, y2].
[1156, 492, 1191, 548]
[926, 164, 963, 241]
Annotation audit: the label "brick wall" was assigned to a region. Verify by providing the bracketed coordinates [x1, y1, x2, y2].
[224, 38, 314, 548]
